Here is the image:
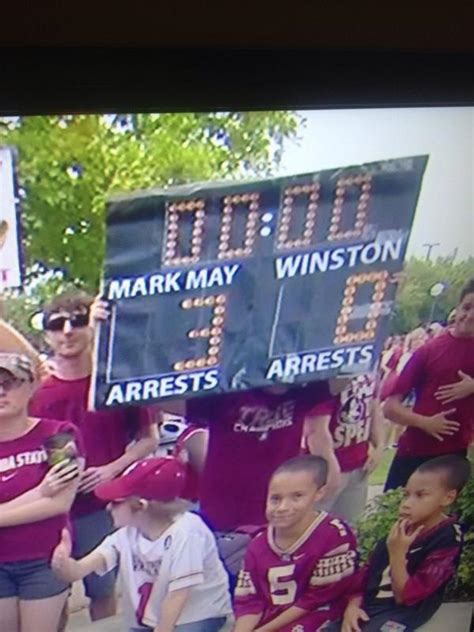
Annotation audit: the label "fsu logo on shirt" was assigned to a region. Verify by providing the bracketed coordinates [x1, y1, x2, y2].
[332, 375, 375, 449]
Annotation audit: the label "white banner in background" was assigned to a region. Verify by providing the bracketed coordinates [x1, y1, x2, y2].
[0, 147, 21, 288]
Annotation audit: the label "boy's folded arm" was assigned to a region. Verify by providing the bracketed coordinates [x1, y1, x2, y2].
[396, 547, 460, 606]
[255, 606, 307, 631]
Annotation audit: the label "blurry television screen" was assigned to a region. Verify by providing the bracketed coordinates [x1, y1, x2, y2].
[0, 52, 472, 632]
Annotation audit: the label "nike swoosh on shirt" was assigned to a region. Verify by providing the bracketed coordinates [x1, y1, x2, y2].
[293, 553, 305, 560]
[410, 547, 423, 553]
[0, 473, 16, 482]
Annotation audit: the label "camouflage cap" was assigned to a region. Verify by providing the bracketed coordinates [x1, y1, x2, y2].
[0, 353, 35, 382]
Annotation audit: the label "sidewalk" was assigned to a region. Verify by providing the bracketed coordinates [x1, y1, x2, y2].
[69, 603, 473, 631]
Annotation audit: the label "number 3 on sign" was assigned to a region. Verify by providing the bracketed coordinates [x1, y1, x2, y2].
[268, 564, 297, 605]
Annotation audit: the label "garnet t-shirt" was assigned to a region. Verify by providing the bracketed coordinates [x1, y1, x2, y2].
[391, 331, 474, 457]
[309, 374, 376, 472]
[0, 418, 80, 563]
[186, 383, 333, 531]
[29, 375, 153, 517]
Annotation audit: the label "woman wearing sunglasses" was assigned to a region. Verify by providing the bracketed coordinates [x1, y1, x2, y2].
[0, 350, 81, 632]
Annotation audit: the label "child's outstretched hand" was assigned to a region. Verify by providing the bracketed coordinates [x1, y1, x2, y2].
[51, 528, 76, 581]
[387, 519, 424, 556]
[342, 600, 370, 632]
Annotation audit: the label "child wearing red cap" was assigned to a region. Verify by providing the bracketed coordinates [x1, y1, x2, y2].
[51, 456, 232, 632]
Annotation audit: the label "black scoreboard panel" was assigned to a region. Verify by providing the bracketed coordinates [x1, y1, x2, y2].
[92, 156, 428, 409]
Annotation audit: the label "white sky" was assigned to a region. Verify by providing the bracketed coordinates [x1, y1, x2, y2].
[277, 107, 473, 260]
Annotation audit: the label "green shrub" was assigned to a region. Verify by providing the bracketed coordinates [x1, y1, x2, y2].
[356, 489, 404, 562]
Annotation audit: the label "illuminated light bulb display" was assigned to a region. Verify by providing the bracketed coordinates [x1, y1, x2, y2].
[217, 192, 260, 260]
[328, 174, 372, 241]
[163, 198, 206, 266]
[96, 156, 427, 409]
[334, 270, 390, 344]
[173, 294, 227, 371]
[276, 183, 320, 250]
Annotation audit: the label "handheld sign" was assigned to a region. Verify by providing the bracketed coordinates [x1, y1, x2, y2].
[92, 156, 428, 409]
[0, 147, 22, 289]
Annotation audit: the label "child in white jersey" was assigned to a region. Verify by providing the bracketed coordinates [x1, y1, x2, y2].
[51, 456, 232, 632]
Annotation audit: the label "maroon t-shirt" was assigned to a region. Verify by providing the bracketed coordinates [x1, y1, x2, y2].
[391, 331, 474, 457]
[234, 512, 358, 629]
[0, 418, 80, 563]
[310, 374, 376, 472]
[186, 383, 333, 531]
[29, 375, 153, 517]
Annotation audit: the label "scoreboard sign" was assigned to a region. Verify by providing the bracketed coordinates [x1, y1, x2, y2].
[92, 155, 428, 409]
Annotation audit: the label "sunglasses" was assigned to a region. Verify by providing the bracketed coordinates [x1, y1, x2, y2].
[0, 376, 25, 393]
[44, 311, 90, 332]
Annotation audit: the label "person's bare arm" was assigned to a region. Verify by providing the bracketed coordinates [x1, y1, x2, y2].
[304, 413, 341, 495]
[254, 606, 307, 631]
[386, 520, 423, 604]
[79, 422, 158, 493]
[0, 475, 79, 527]
[364, 399, 384, 473]
[234, 614, 263, 632]
[155, 588, 190, 632]
[183, 429, 209, 474]
[0, 461, 79, 510]
[51, 528, 108, 581]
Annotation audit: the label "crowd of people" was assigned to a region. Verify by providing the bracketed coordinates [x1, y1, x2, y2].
[0, 279, 473, 632]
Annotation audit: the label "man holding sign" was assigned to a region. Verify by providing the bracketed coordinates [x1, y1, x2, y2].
[29, 291, 158, 623]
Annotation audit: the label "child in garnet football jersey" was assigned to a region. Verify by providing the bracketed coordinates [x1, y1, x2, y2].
[329, 455, 470, 632]
[234, 455, 358, 632]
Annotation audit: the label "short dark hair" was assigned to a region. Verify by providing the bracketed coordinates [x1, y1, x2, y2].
[273, 454, 328, 489]
[460, 279, 474, 303]
[416, 455, 471, 494]
[43, 290, 93, 320]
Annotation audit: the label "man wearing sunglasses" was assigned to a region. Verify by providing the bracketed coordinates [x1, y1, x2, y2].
[29, 291, 158, 623]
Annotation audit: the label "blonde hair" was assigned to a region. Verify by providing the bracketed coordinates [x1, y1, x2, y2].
[131, 497, 192, 520]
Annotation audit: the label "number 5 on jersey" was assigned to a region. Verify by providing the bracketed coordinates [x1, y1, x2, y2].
[268, 564, 297, 605]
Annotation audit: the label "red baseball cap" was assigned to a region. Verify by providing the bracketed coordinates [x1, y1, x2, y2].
[94, 457, 187, 502]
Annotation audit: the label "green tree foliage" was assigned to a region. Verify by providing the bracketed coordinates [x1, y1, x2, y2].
[0, 112, 299, 289]
[391, 257, 474, 334]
